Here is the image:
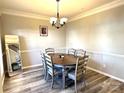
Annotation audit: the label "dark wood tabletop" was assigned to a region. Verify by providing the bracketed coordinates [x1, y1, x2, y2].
[49, 53, 78, 66]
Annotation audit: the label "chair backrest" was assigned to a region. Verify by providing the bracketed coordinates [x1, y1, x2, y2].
[45, 48, 55, 54]
[75, 55, 89, 80]
[41, 52, 45, 64]
[44, 53, 54, 76]
[75, 49, 86, 57]
[40, 53, 46, 69]
[68, 48, 76, 55]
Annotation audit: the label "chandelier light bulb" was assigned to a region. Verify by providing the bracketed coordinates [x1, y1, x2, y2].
[50, 17, 57, 24]
[60, 18, 67, 24]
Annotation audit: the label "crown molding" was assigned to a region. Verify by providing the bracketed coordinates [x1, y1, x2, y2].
[1, 9, 50, 20]
[69, 0, 124, 22]
[1, 0, 124, 21]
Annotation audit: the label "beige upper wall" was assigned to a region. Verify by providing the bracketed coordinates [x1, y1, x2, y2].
[2, 14, 66, 50]
[1, 14, 66, 67]
[66, 5, 124, 80]
[0, 16, 3, 93]
[66, 5, 124, 55]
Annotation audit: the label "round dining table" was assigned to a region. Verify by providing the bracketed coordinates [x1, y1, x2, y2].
[49, 53, 79, 89]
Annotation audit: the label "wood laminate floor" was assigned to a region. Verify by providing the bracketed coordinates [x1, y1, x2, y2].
[3, 67, 124, 93]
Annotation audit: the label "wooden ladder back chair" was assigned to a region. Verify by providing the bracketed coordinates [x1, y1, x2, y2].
[76, 55, 88, 81]
[75, 49, 86, 57]
[75, 56, 89, 93]
[68, 48, 76, 55]
[45, 48, 55, 54]
[40, 53, 47, 80]
[44, 53, 62, 88]
[68, 55, 89, 93]
[44, 53, 54, 77]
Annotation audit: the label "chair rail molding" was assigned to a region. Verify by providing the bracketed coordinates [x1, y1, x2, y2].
[20, 48, 124, 58]
[21, 49, 43, 53]
[86, 50, 124, 58]
[69, 0, 124, 22]
[20, 47, 67, 53]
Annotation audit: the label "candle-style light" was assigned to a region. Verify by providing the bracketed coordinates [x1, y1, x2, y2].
[50, 0, 67, 29]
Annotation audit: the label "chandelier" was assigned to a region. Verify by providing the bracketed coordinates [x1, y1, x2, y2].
[50, 0, 67, 29]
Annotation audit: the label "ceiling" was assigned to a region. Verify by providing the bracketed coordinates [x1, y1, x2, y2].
[1, 0, 115, 18]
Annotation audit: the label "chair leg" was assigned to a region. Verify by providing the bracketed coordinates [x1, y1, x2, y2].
[43, 69, 46, 80]
[83, 76, 86, 88]
[83, 80, 86, 88]
[75, 79, 78, 93]
[44, 70, 47, 80]
[81, 76, 86, 92]
[42, 64, 46, 79]
[51, 76, 54, 88]
[46, 73, 49, 82]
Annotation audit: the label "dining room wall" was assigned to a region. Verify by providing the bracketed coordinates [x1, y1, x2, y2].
[66, 5, 124, 81]
[0, 16, 4, 93]
[1, 14, 66, 68]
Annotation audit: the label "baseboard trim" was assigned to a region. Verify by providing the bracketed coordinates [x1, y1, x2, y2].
[87, 66, 124, 83]
[22, 64, 43, 70]
[2, 74, 5, 86]
[22, 64, 124, 83]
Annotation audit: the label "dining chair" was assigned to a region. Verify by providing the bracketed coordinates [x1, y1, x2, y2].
[67, 48, 77, 73]
[75, 49, 86, 57]
[68, 48, 76, 55]
[44, 53, 62, 88]
[45, 48, 55, 54]
[67, 55, 89, 93]
[40, 53, 47, 80]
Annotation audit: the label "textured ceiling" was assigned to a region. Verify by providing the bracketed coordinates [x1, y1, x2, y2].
[1, 0, 115, 18]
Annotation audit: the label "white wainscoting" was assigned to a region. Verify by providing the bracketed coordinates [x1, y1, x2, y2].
[86, 50, 124, 82]
[21, 48, 124, 83]
[20, 47, 67, 68]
